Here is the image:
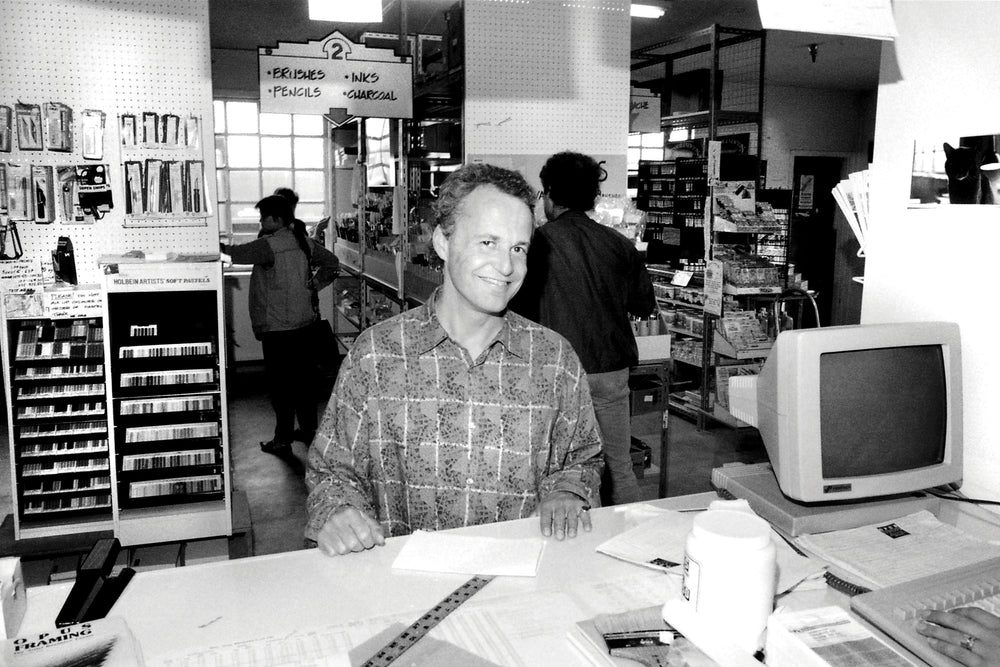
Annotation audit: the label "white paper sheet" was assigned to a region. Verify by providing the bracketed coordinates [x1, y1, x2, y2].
[391, 530, 545, 576]
[756, 0, 898, 40]
[795, 510, 1000, 588]
[595, 509, 827, 593]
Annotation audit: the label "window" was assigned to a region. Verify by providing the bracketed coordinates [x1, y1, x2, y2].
[627, 131, 664, 198]
[214, 100, 327, 246]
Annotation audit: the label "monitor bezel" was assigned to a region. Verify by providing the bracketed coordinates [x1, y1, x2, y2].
[763, 321, 963, 503]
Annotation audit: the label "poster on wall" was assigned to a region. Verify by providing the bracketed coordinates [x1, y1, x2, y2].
[629, 89, 660, 133]
[909, 133, 1000, 206]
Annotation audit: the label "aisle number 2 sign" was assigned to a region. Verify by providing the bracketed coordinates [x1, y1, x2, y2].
[258, 30, 413, 121]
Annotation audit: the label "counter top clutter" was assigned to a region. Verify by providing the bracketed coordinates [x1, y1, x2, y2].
[14, 490, 999, 665]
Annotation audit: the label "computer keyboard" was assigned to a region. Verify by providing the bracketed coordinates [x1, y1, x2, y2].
[851, 555, 1000, 667]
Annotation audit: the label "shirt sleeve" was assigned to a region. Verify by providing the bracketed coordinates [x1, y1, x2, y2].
[222, 237, 274, 266]
[627, 250, 657, 318]
[308, 239, 340, 293]
[304, 339, 377, 540]
[537, 344, 605, 506]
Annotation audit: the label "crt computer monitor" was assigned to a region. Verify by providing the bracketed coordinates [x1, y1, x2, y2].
[728, 321, 963, 504]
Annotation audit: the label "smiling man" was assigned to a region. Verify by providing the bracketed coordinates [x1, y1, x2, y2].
[305, 163, 605, 556]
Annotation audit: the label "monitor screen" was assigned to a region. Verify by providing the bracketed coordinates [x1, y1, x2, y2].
[821, 346, 946, 481]
[728, 321, 962, 503]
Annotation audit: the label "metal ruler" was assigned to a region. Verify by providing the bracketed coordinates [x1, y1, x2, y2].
[361, 574, 495, 666]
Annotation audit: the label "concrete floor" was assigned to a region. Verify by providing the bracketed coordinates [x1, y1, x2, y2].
[0, 364, 769, 560]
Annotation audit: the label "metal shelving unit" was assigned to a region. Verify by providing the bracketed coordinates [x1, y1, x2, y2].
[634, 25, 777, 429]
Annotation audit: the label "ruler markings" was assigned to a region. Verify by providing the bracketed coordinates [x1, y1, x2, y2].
[361, 574, 495, 667]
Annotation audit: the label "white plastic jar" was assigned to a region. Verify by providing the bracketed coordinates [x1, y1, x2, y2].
[681, 509, 777, 654]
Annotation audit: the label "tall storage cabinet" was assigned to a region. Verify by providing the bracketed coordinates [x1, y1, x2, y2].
[2, 308, 113, 540]
[103, 262, 232, 545]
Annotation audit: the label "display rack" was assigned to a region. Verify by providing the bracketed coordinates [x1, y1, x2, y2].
[103, 261, 231, 546]
[634, 25, 780, 429]
[2, 311, 112, 540]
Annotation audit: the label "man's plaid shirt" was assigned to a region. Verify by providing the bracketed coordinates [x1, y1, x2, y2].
[305, 290, 605, 539]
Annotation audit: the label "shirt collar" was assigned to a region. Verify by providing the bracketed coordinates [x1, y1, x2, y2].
[411, 287, 527, 360]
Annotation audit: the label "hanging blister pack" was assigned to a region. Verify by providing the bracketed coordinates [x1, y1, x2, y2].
[43, 102, 72, 152]
[32, 165, 53, 223]
[0, 106, 12, 153]
[6, 163, 32, 221]
[80, 109, 106, 160]
[75, 164, 113, 220]
[14, 103, 42, 151]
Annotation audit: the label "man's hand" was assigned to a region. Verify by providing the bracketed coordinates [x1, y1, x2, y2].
[538, 491, 592, 540]
[316, 507, 386, 556]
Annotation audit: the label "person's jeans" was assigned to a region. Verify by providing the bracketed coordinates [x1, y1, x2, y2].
[260, 326, 319, 445]
[588, 368, 640, 505]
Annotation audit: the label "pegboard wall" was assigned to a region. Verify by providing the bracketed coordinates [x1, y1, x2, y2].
[464, 0, 630, 189]
[0, 0, 218, 287]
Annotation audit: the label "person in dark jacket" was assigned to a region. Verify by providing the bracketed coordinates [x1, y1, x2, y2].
[512, 152, 657, 505]
[221, 194, 339, 456]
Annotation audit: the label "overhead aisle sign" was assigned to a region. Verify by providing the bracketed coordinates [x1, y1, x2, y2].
[259, 30, 413, 121]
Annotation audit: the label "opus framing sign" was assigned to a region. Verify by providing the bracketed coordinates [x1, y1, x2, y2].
[259, 30, 413, 120]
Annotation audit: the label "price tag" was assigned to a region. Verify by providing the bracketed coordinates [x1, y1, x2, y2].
[671, 270, 693, 287]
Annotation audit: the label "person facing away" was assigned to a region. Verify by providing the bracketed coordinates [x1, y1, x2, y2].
[305, 163, 605, 556]
[275, 186, 330, 244]
[220, 194, 339, 457]
[510, 151, 657, 506]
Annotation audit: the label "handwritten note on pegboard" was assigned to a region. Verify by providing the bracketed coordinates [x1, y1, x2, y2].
[0, 259, 45, 293]
[46, 288, 103, 319]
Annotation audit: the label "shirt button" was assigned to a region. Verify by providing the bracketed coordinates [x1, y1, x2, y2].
[470, 422, 477, 430]
[466, 478, 474, 486]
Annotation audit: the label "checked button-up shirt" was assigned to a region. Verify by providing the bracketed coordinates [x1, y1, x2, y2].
[305, 289, 605, 539]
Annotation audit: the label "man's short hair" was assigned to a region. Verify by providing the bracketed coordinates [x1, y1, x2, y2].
[433, 163, 535, 236]
[255, 194, 294, 223]
[273, 187, 299, 209]
[540, 151, 607, 212]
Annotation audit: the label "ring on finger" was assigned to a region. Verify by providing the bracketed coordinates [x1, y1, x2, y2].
[961, 634, 978, 651]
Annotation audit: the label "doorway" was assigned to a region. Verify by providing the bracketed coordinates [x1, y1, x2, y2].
[790, 156, 843, 326]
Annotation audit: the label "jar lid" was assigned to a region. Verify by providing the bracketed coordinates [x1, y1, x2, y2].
[691, 509, 772, 551]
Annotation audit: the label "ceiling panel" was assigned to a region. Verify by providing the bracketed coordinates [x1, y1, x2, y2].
[210, 0, 880, 91]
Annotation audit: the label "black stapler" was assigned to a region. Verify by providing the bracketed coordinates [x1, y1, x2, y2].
[55, 537, 135, 627]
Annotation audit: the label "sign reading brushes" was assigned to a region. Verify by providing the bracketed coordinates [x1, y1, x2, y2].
[258, 30, 413, 122]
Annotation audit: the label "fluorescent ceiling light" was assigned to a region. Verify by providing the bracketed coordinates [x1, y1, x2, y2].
[630, 3, 665, 19]
[309, 0, 382, 22]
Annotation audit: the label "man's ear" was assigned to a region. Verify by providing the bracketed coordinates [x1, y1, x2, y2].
[432, 225, 448, 262]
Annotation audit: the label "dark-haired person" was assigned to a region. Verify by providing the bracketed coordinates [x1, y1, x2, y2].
[221, 194, 339, 456]
[511, 151, 656, 506]
[305, 163, 604, 556]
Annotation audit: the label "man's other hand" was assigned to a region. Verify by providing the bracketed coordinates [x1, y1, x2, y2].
[538, 491, 592, 540]
[317, 507, 386, 556]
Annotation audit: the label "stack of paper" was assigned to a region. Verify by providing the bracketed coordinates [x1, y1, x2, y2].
[594, 505, 826, 593]
[766, 606, 911, 666]
[831, 169, 870, 263]
[794, 510, 1000, 590]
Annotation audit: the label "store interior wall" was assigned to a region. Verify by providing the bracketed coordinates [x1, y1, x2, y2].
[862, 0, 1000, 502]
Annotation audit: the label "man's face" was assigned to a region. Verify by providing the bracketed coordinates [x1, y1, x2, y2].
[433, 185, 532, 317]
[259, 214, 282, 234]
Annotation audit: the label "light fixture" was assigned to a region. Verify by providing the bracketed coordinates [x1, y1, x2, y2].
[631, 3, 666, 19]
[308, 0, 382, 22]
